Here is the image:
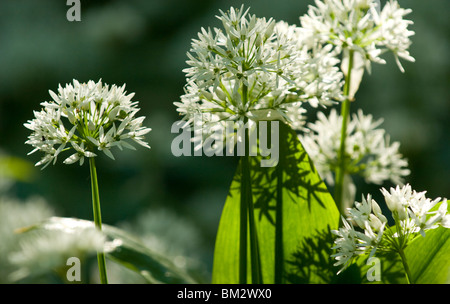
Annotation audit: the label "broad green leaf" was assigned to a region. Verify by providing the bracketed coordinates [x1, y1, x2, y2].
[406, 227, 450, 284]
[20, 216, 198, 284]
[212, 122, 340, 284]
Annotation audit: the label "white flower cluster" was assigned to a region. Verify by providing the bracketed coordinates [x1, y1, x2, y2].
[0, 196, 55, 282]
[331, 184, 450, 274]
[24, 79, 151, 168]
[300, 108, 410, 186]
[175, 5, 344, 147]
[9, 226, 106, 281]
[300, 0, 415, 73]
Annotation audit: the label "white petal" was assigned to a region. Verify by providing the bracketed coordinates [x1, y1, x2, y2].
[63, 153, 80, 165]
[102, 148, 115, 160]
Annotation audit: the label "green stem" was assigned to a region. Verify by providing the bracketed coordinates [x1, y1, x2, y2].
[240, 116, 263, 284]
[247, 158, 262, 284]
[392, 211, 412, 284]
[239, 152, 248, 284]
[239, 83, 249, 285]
[398, 248, 413, 284]
[89, 157, 108, 284]
[274, 123, 284, 284]
[334, 50, 354, 215]
[239, 79, 262, 283]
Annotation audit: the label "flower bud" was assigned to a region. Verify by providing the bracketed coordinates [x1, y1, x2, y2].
[369, 214, 383, 231]
[396, 207, 408, 221]
[200, 90, 213, 101]
[214, 88, 227, 101]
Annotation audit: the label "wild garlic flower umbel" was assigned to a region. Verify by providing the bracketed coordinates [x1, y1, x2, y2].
[300, 109, 410, 186]
[301, 0, 415, 73]
[175, 5, 344, 145]
[24, 79, 151, 168]
[331, 184, 450, 275]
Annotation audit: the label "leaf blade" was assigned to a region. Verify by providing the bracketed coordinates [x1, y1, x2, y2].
[21, 216, 198, 284]
[212, 122, 340, 283]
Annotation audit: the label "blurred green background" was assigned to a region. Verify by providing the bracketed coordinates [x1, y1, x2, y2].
[0, 0, 449, 280]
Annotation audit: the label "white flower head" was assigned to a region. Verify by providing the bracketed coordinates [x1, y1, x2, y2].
[381, 184, 450, 237]
[331, 217, 359, 274]
[9, 227, 106, 281]
[300, 0, 415, 74]
[300, 108, 410, 187]
[176, 5, 345, 148]
[332, 184, 450, 274]
[24, 79, 151, 168]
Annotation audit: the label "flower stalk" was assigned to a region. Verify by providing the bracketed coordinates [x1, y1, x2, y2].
[398, 247, 412, 284]
[24, 79, 151, 284]
[89, 157, 108, 284]
[239, 148, 248, 284]
[335, 50, 354, 215]
[391, 211, 413, 284]
[239, 107, 262, 284]
[274, 123, 285, 284]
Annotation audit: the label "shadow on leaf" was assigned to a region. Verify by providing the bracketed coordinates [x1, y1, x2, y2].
[212, 122, 341, 283]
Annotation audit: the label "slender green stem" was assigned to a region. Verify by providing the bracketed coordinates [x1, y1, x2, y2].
[239, 152, 248, 284]
[89, 157, 108, 284]
[334, 50, 354, 215]
[391, 211, 413, 284]
[239, 79, 262, 283]
[398, 248, 412, 284]
[274, 123, 284, 284]
[239, 83, 249, 284]
[240, 116, 263, 284]
[246, 157, 262, 283]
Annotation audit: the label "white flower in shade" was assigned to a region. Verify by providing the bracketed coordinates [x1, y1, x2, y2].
[0, 196, 54, 282]
[24, 79, 151, 168]
[300, 109, 410, 190]
[176, 5, 345, 150]
[9, 228, 106, 281]
[300, 0, 415, 74]
[0, 196, 54, 254]
[331, 184, 449, 274]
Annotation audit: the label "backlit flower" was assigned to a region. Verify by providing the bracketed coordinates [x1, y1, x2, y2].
[300, 108, 410, 188]
[176, 5, 344, 152]
[331, 184, 449, 274]
[24, 79, 151, 168]
[300, 0, 415, 73]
